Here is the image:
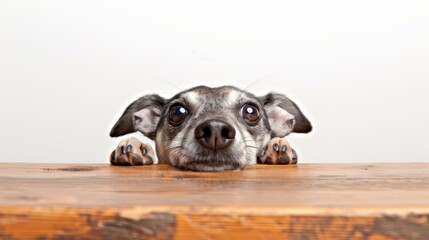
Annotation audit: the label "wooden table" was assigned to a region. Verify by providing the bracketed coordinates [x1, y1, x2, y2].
[0, 163, 428, 239]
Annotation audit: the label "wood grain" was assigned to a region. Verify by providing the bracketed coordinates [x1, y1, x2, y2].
[0, 163, 428, 239]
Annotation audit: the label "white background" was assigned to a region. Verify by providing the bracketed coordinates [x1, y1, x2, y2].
[1, 1, 428, 163]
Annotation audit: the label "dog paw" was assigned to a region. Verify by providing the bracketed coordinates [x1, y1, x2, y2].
[110, 137, 155, 165]
[258, 137, 298, 164]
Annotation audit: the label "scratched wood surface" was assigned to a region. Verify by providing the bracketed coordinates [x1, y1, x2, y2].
[0, 163, 428, 239]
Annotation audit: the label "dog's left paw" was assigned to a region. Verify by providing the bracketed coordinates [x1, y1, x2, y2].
[110, 137, 155, 166]
[258, 137, 298, 164]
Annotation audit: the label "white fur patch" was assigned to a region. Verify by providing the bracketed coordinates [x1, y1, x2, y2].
[183, 91, 200, 106]
[226, 90, 241, 108]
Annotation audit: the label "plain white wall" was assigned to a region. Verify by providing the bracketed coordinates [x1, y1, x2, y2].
[1, 0, 428, 163]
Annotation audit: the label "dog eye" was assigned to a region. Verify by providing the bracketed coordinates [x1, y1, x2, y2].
[169, 105, 188, 123]
[241, 104, 260, 124]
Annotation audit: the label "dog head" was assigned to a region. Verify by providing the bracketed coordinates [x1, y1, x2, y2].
[110, 86, 311, 171]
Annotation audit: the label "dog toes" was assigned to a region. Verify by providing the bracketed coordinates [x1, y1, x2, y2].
[258, 137, 297, 164]
[110, 137, 155, 166]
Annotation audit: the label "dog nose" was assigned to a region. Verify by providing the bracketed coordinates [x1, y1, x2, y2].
[194, 119, 236, 151]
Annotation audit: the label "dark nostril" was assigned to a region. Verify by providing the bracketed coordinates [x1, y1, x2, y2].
[203, 127, 211, 139]
[221, 127, 235, 139]
[221, 128, 229, 139]
[195, 125, 210, 139]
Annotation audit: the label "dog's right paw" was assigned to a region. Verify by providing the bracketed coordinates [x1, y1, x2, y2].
[110, 137, 155, 165]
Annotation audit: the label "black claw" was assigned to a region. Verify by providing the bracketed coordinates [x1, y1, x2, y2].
[281, 145, 287, 152]
[261, 149, 266, 156]
[126, 145, 133, 153]
[110, 151, 116, 165]
[141, 147, 148, 155]
[120, 146, 126, 154]
[273, 143, 279, 152]
[292, 149, 298, 164]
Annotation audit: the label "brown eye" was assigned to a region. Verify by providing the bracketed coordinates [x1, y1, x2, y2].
[241, 104, 260, 124]
[169, 105, 188, 123]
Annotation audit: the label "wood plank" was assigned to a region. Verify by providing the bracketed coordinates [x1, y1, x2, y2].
[0, 163, 428, 239]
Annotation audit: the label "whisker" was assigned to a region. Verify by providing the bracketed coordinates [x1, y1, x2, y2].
[242, 137, 255, 141]
[149, 74, 183, 92]
[159, 146, 183, 164]
[245, 145, 265, 151]
[238, 74, 275, 99]
[180, 155, 191, 171]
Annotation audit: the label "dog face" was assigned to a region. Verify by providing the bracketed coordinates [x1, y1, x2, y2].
[110, 86, 312, 171]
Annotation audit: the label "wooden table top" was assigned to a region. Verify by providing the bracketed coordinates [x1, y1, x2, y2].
[0, 163, 428, 239]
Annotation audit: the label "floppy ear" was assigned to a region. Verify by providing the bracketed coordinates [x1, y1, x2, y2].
[259, 93, 312, 137]
[110, 95, 167, 140]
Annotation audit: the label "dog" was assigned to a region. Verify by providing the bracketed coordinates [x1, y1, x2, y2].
[109, 85, 312, 171]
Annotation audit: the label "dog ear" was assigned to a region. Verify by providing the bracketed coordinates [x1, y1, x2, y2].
[110, 95, 167, 140]
[259, 93, 312, 137]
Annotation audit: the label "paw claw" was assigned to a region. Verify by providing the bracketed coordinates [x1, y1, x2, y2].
[292, 149, 298, 164]
[273, 143, 279, 152]
[141, 146, 147, 155]
[281, 145, 287, 152]
[126, 144, 133, 153]
[110, 151, 116, 164]
[120, 146, 126, 154]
